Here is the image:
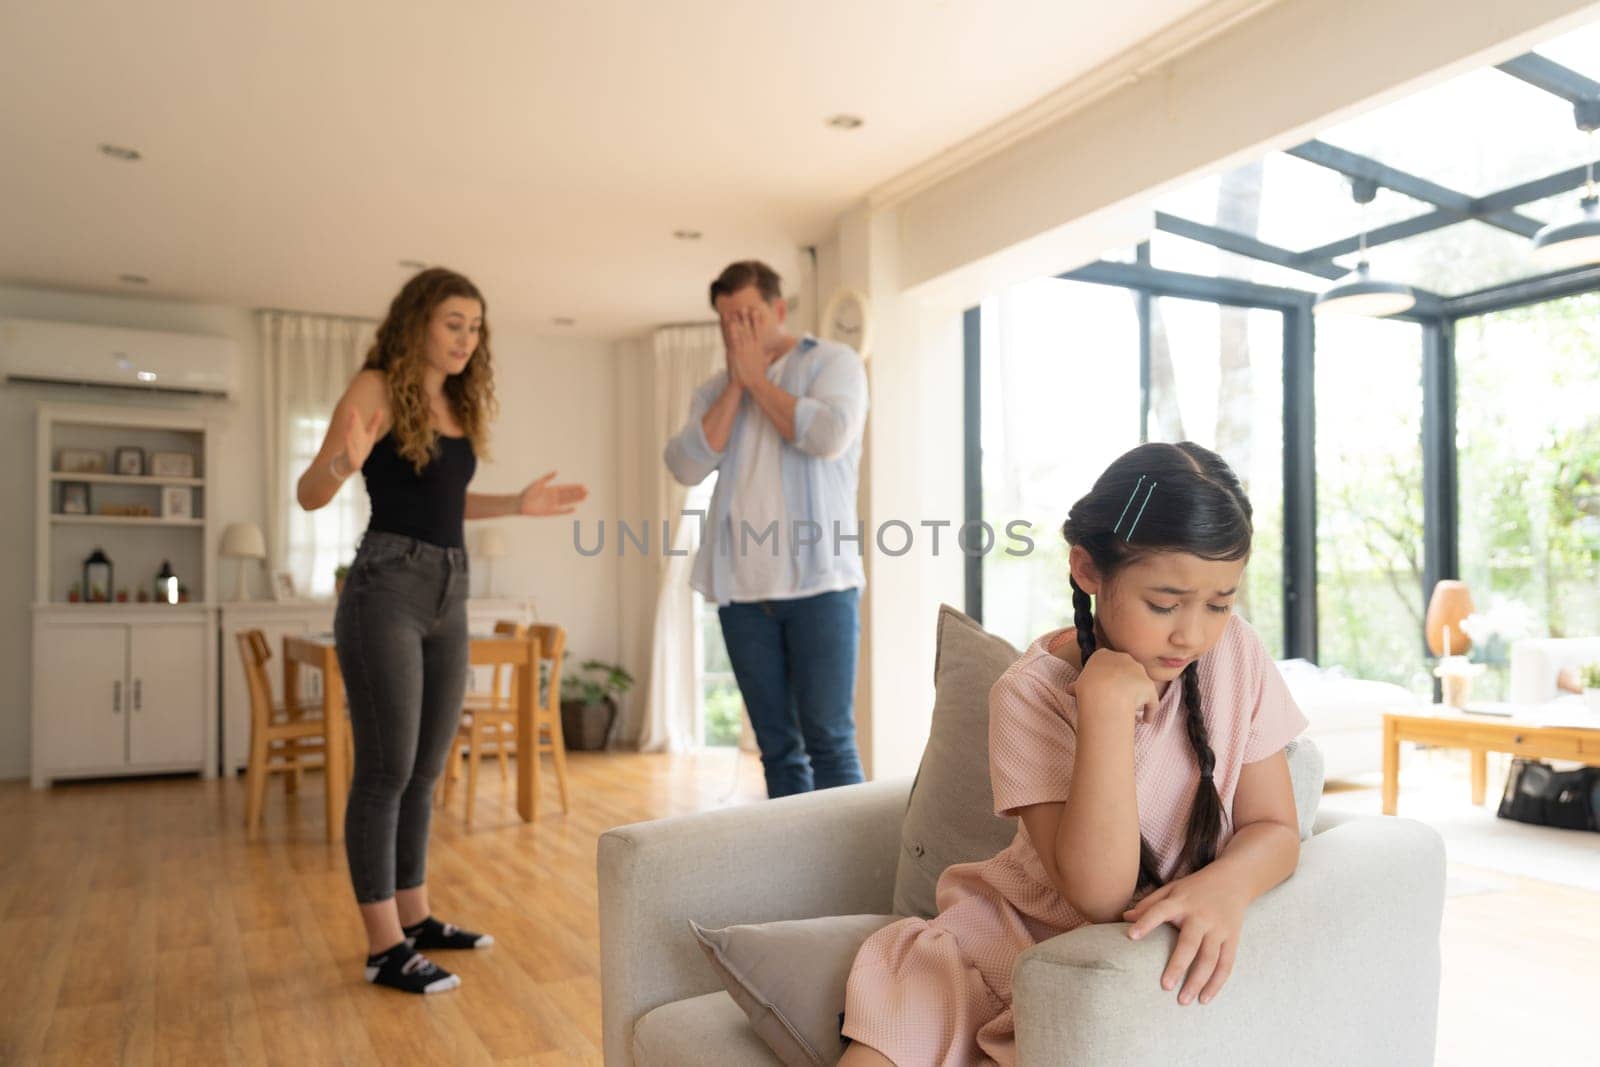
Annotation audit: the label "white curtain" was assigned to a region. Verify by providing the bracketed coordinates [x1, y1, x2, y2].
[638, 324, 723, 752]
[259, 311, 376, 598]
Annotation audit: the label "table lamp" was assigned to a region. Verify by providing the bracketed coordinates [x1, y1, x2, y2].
[1424, 579, 1475, 657]
[477, 526, 508, 598]
[220, 522, 267, 601]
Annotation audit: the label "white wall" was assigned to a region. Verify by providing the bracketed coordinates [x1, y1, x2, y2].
[466, 328, 622, 678]
[0, 283, 620, 781]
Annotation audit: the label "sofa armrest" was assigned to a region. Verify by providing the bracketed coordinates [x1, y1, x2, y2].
[598, 776, 911, 1066]
[1310, 806, 1365, 834]
[1013, 816, 1445, 1067]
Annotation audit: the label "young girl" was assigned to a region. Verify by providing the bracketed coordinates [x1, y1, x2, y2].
[841, 441, 1307, 1064]
[297, 267, 588, 994]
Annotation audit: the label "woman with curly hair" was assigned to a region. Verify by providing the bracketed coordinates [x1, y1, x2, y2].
[297, 267, 588, 994]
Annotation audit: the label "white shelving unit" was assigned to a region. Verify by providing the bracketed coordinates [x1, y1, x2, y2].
[31, 402, 220, 787]
[47, 472, 206, 487]
[51, 515, 206, 528]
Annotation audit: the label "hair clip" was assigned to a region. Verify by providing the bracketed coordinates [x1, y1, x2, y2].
[1112, 476, 1158, 541]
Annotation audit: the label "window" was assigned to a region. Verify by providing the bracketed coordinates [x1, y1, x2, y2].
[284, 415, 367, 598]
[1146, 298, 1286, 657]
[978, 277, 1141, 650]
[688, 473, 742, 746]
[1456, 293, 1600, 699]
[964, 17, 1600, 682]
[1314, 316, 1426, 685]
[699, 598, 741, 746]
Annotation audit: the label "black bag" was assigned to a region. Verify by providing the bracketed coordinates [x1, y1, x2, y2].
[1496, 759, 1600, 832]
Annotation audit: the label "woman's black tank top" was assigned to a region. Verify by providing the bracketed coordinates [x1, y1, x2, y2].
[361, 431, 477, 549]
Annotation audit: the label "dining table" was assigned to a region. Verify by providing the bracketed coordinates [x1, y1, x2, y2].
[282, 631, 544, 842]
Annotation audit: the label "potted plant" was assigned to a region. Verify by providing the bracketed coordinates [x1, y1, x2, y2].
[559, 657, 635, 751]
[335, 563, 350, 597]
[1582, 663, 1600, 716]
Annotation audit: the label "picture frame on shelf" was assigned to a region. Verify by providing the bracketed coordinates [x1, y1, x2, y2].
[114, 446, 145, 476]
[58, 447, 106, 474]
[150, 451, 196, 478]
[59, 481, 89, 515]
[160, 485, 193, 519]
[270, 570, 298, 602]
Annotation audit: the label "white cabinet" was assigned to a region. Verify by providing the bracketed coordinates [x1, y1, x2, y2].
[31, 608, 213, 787]
[34, 625, 127, 772]
[128, 623, 208, 766]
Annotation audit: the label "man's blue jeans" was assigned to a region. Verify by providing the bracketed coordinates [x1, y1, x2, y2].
[717, 587, 865, 798]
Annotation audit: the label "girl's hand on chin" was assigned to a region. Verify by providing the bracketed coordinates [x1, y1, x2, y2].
[1067, 649, 1159, 722]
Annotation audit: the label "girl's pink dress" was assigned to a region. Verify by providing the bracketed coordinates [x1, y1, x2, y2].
[842, 615, 1308, 1066]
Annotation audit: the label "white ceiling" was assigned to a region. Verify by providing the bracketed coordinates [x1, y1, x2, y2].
[0, 0, 1217, 337]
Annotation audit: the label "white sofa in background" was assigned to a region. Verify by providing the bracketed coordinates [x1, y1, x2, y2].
[1509, 636, 1600, 704]
[1277, 659, 1419, 782]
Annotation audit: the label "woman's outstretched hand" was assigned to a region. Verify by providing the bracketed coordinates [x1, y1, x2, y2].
[517, 471, 589, 516]
[1122, 865, 1247, 1006]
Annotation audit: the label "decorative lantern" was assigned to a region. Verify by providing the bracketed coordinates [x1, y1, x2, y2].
[84, 548, 113, 603]
[156, 560, 179, 605]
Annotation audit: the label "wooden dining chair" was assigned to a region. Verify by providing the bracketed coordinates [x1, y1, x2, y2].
[441, 622, 572, 823]
[237, 629, 349, 839]
[442, 620, 524, 823]
[528, 622, 572, 818]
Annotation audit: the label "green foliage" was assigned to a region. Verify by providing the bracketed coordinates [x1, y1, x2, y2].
[561, 656, 635, 706]
[1315, 293, 1600, 693]
[703, 681, 744, 747]
[1581, 663, 1600, 691]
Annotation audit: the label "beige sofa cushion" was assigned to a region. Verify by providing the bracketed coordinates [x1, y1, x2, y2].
[689, 914, 898, 1067]
[892, 605, 1021, 918]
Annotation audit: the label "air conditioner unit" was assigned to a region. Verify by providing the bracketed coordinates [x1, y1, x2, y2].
[0, 317, 240, 398]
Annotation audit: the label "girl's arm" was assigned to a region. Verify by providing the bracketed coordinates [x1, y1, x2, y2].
[296, 370, 387, 512]
[1202, 748, 1300, 897]
[1019, 650, 1158, 922]
[1122, 748, 1300, 1005]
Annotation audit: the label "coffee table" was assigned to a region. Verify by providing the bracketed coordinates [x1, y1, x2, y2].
[1381, 705, 1600, 815]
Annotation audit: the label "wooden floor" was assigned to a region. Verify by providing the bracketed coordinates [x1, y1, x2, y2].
[0, 749, 767, 1066]
[2, 750, 1594, 1066]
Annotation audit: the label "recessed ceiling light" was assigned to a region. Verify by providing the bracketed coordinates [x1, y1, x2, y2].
[136, 370, 158, 383]
[552, 317, 576, 327]
[825, 114, 865, 130]
[119, 273, 148, 285]
[398, 259, 428, 270]
[99, 143, 142, 161]
[673, 229, 702, 241]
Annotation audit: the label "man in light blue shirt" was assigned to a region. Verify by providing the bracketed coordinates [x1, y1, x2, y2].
[664, 260, 868, 797]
